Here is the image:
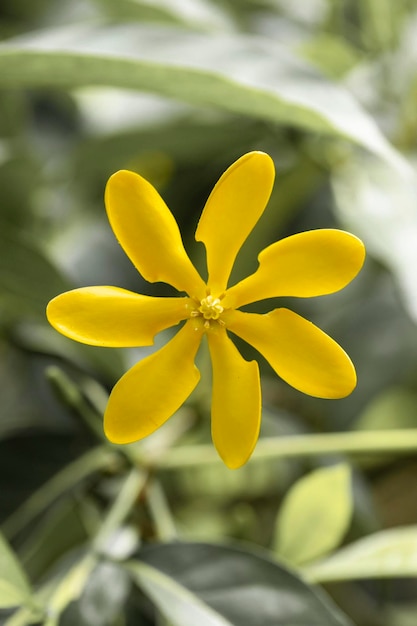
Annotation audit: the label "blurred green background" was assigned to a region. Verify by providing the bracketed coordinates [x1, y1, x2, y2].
[2, 1, 417, 625]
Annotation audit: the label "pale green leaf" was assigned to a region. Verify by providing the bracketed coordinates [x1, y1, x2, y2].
[129, 562, 230, 626]
[274, 463, 353, 565]
[332, 158, 417, 322]
[99, 0, 235, 31]
[0, 532, 32, 608]
[76, 562, 131, 626]
[128, 542, 353, 625]
[299, 33, 361, 79]
[0, 23, 409, 173]
[305, 525, 417, 582]
[43, 554, 97, 626]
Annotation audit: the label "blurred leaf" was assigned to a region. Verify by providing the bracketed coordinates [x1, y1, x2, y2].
[20, 498, 89, 583]
[0, 23, 409, 173]
[0, 154, 40, 229]
[46, 366, 105, 440]
[0, 341, 45, 439]
[273, 463, 353, 566]
[0, 228, 70, 323]
[14, 321, 126, 384]
[43, 554, 97, 626]
[384, 602, 417, 626]
[358, 0, 400, 52]
[298, 34, 361, 79]
[305, 525, 417, 582]
[94, 467, 145, 553]
[99, 526, 139, 561]
[0, 433, 93, 523]
[0, 91, 28, 137]
[2, 446, 115, 539]
[173, 454, 284, 501]
[352, 387, 417, 469]
[62, 561, 130, 626]
[332, 158, 417, 323]
[128, 542, 353, 625]
[355, 387, 417, 431]
[0, 531, 32, 608]
[97, 0, 235, 31]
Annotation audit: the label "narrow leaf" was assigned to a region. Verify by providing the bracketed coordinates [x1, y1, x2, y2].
[305, 526, 417, 582]
[274, 463, 353, 565]
[44, 554, 97, 626]
[0, 23, 409, 174]
[332, 158, 417, 322]
[2, 447, 114, 539]
[0, 532, 32, 608]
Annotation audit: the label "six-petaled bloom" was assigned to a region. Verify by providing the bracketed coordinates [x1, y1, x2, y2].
[46, 152, 365, 468]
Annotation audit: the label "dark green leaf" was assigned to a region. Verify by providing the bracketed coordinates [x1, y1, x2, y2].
[129, 542, 353, 625]
[0, 229, 70, 323]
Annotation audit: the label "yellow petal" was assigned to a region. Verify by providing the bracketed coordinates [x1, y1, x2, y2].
[104, 320, 203, 443]
[47, 286, 191, 347]
[226, 308, 356, 398]
[195, 152, 275, 296]
[207, 328, 261, 469]
[105, 170, 206, 299]
[224, 229, 365, 308]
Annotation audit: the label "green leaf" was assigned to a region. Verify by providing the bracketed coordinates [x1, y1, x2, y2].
[273, 463, 353, 566]
[298, 34, 361, 79]
[65, 562, 131, 626]
[2, 447, 115, 540]
[128, 542, 353, 625]
[0, 23, 409, 173]
[332, 158, 417, 322]
[43, 554, 97, 626]
[305, 525, 417, 582]
[0, 228, 70, 323]
[355, 387, 417, 431]
[99, 0, 235, 31]
[20, 499, 90, 583]
[0, 531, 32, 608]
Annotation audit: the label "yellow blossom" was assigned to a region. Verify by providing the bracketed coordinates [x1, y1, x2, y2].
[46, 152, 365, 468]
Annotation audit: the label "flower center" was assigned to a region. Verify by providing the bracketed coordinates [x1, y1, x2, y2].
[198, 295, 224, 320]
[190, 294, 225, 329]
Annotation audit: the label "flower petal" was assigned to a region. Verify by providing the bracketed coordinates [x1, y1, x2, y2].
[105, 170, 206, 298]
[207, 328, 261, 469]
[47, 286, 191, 347]
[195, 152, 275, 296]
[226, 308, 356, 398]
[104, 320, 203, 443]
[224, 230, 365, 308]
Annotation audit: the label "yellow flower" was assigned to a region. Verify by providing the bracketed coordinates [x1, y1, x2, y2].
[46, 152, 365, 468]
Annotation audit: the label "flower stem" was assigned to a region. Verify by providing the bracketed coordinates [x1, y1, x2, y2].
[146, 479, 177, 541]
[94, 466, 147, 551]
[152, 429, 417, 469]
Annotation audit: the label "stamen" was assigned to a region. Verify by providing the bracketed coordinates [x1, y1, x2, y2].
[198, 295, 224, 320]
[189, 293, 226, 329]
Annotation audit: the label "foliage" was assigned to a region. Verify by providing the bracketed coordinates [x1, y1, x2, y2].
[2, 1, 417, 624]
